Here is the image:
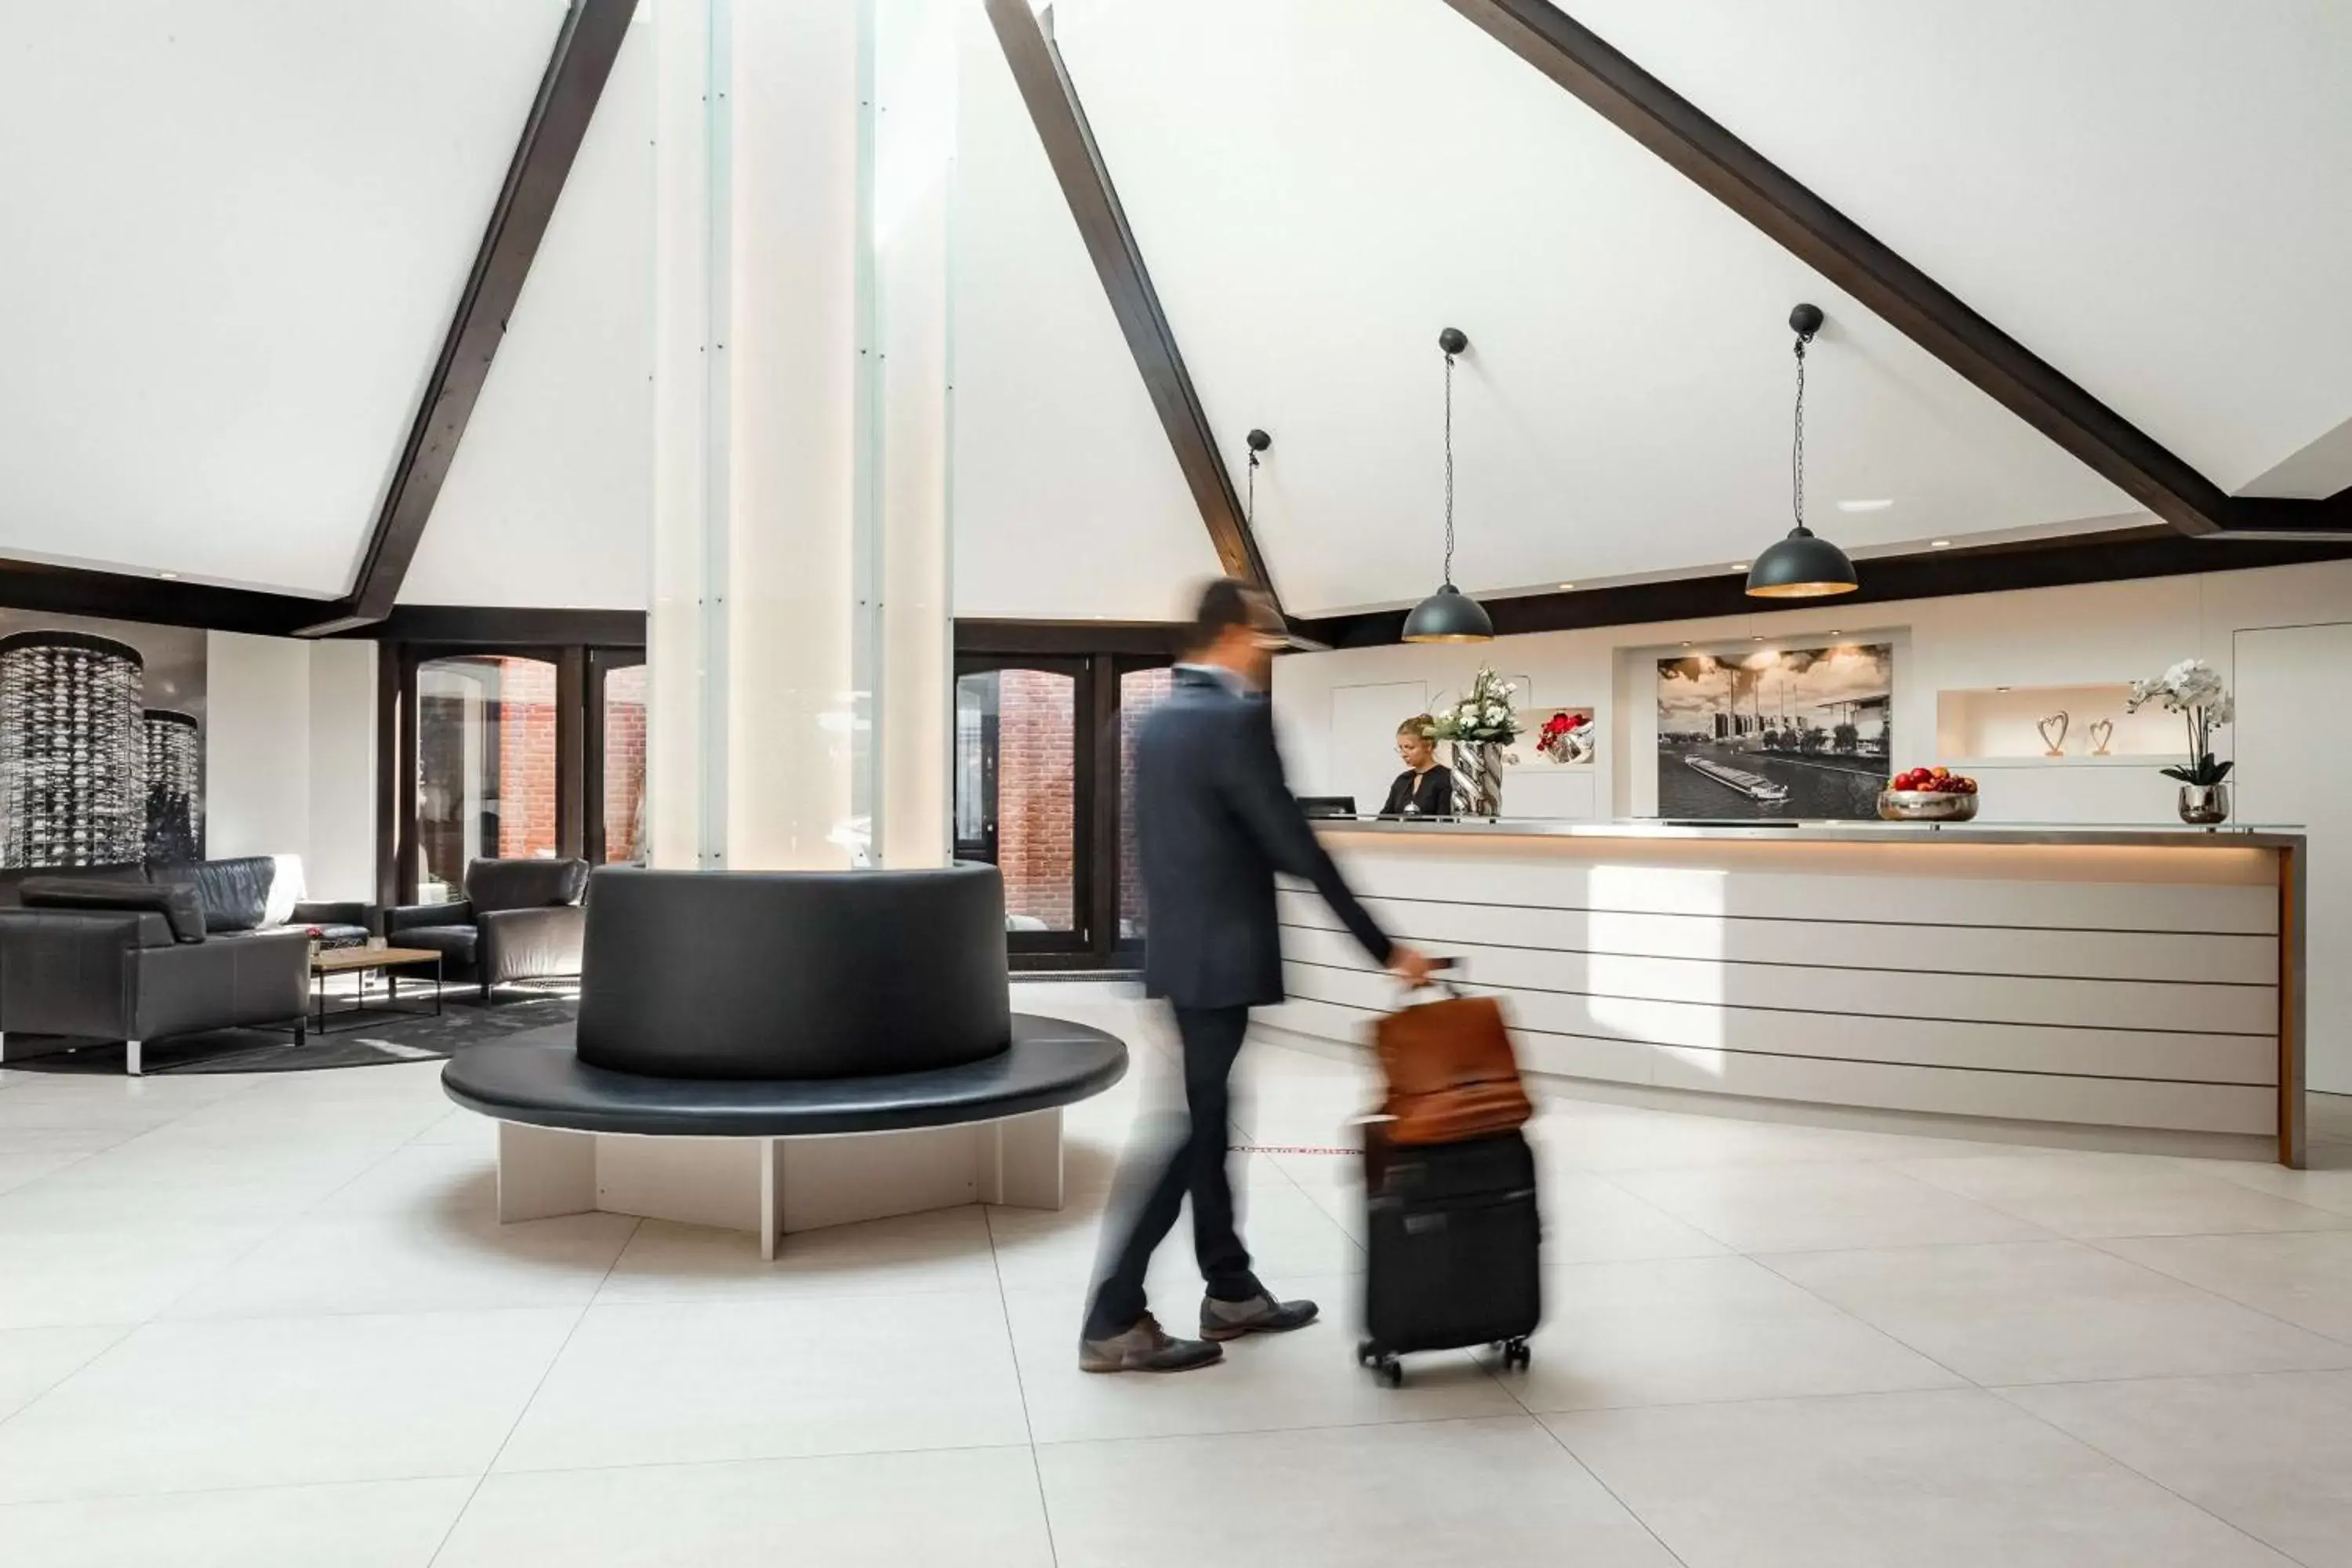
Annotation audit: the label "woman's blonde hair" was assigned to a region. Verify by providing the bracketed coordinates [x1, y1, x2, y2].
[1398, 714, 1437, 739]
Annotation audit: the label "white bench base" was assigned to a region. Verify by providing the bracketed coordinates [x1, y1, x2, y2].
[495, 1109, 1066, 1258]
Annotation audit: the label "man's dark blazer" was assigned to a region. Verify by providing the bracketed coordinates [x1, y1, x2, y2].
[1136, 666, 1393, 1010]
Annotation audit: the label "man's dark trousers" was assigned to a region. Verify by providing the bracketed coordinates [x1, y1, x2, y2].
[1083, 1004, 1260, 1340]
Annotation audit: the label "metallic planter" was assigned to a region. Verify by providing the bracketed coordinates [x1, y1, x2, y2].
[1452, 741, 1507, 819]
[2176, 782, 2231, 826]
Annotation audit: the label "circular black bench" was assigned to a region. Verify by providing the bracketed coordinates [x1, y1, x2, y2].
[442, 1014, 1127, 1138]
[439, 864, 1129, 1252]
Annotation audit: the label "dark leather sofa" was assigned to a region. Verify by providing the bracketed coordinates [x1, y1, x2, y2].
[387, 858, 590, 1001]
[0, 887, 309, 1076]
[0, 855, 376, 947]
[0, 855, 376, 1075]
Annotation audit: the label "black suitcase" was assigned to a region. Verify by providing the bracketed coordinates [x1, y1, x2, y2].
[1357, 1128, 1541, 1386]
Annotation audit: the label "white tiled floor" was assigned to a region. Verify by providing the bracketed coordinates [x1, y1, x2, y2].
[0, 982, 2347, 1566]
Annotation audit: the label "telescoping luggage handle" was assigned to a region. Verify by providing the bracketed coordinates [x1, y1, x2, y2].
[1409, 955, 1467, 998]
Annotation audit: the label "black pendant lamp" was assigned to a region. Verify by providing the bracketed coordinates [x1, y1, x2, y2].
[1403, 328, 1494, 642]
[1746, 303, 1859, 599]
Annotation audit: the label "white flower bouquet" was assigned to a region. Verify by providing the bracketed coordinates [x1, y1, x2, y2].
[2125, 659, 2234, 787]
[1426, 668, 1522, 746]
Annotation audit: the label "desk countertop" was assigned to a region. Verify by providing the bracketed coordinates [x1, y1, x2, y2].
[1315, 817, 2305, 851]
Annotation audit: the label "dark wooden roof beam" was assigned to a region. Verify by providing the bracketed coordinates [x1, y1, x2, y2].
[982, 0, 1283, 608]
[298, 0, 636, 636]
[1439, 0, 2352, 543]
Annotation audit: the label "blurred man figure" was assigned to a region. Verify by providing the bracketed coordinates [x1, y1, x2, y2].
[1080, 579, 1430, 1373]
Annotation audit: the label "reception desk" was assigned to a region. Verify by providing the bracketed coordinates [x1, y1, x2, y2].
[1263, 820, 2307, 1166]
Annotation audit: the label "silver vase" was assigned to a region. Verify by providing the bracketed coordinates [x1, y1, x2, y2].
[2176, 783, 2230, 826]
[1454, 742, 1505, 819]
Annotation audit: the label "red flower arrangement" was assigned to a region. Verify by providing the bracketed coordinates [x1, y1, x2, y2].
[1534, 710, 1592, 764]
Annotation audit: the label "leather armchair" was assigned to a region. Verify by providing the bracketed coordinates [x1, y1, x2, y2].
[387, 858, 589, 1001]
[0, 907, 308, 1076]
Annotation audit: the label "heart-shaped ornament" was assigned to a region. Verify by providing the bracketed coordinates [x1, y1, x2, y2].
[2087, 718, 2114, 756]
[2038, 711, 2070, 756]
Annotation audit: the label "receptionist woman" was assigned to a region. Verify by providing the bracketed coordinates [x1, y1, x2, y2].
[1379, 716, 1456, 818]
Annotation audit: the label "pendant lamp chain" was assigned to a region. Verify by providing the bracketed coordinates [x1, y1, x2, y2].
[1443, 345, 1457, 584]
[1790, 330, 1808, 532]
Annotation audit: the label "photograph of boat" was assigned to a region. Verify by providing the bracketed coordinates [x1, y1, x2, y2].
[1684, 753, 1791, 803]
[1657, 644, 1893, 819]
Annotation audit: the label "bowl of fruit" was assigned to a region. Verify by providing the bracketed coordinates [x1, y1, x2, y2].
[1878, 766, 1980, 822]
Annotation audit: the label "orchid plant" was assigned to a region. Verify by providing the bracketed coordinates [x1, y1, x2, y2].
[1426, 668, 1522, 746]
[2125, 659, 2234, 787]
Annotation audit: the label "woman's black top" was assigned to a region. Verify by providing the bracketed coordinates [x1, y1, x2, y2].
[1379, 765, 1455, 818]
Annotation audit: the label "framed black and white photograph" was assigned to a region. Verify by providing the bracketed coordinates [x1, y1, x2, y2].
[0, 611, 207, 869]
[1657, 643, 1892, 819]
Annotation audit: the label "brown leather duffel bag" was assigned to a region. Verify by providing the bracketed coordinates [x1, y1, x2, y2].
[1374, 979, 1533, 1147]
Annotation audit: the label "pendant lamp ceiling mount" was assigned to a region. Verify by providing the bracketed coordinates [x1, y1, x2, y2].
[1746, 301, 1860, 600]
[1403, 327, 1495, 643]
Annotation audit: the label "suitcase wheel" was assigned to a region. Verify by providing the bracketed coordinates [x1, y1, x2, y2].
[1497, 1338, 1532, 1372]
[1376, 1357, 1403, 1389]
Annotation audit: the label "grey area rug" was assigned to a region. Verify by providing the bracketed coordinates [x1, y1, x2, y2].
[3, 988, 581, 1076]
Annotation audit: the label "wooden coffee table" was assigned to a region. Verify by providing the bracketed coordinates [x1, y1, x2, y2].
[310, 946, 445, 1034]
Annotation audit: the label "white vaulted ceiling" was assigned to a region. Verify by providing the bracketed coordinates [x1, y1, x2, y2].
[1033, 0, 2351, 616]
[1569, 0, 2352, 500]
[0, 0, 572, 597]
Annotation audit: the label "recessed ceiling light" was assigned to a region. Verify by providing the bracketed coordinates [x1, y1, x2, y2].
[1557, 583, 1576, 591]
[1828, 630, 1842, 637]
[1731, 562, 1750, 572]
[1837, 499, 1895, 514]
[1751, 635, 1766, 642]
[158, 571, 180, 580]
[1680, 641, 1692, 648]
[1929, 539, 1952, 549]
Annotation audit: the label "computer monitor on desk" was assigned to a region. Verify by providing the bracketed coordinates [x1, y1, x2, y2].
[1298, 797, 1357, 819]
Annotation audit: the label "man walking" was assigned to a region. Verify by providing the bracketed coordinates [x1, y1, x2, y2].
[1080, 579, 1430, 1373]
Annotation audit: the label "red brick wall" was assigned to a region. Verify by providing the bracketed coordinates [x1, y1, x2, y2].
[996, 669, 1074, 928]
[493, 658, 559, 860]
[602, 664, 648, 862]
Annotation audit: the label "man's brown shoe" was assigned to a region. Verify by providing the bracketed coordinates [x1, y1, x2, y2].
[1200, 1290, 1320, 1341]
[1079, 1312, 1225, 1373]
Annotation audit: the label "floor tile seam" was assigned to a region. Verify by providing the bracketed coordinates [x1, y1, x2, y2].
[984, 1185, 1062, 1568]
[0, 1145, 103, 1198]
[1563, 1167, 1759, 1256]
[1982, 1368, 2352, 1400]
[1980, 1381, 2314, 1565]
[2078, 1235, 2352, 1351]
[485, 1434, 1044, 1483]
[2196, 1174, 2352, 1221]
[31, 1192, 328, 1350]
[426, 1219, 639, 1568]
[1524, 1404, 1694, 1567]
[0, 1464, 492, 1512]
[157, 1281, 648, 1327]
[0, 1323, 134, 1441]
[1582, 1163, 2070, 1253]
[1697, 1249, 1997, 1394]
[1887, 1166, 2352, 1237]
[1743, 1247, 2050, 1394]
[1025, 1407, 1552, 1455]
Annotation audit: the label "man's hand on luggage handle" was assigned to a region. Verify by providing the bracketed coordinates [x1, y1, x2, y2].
[1387, 944, 1437, 987]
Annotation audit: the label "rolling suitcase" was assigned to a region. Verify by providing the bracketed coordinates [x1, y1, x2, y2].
[1358, 1127, 1541, 1385]
[1356, 963, 1541, 1387]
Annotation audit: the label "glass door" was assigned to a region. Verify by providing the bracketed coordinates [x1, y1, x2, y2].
[586, 650, 648, 866]
[413, 652, 561, 902]
[955, 658, 1090, 956]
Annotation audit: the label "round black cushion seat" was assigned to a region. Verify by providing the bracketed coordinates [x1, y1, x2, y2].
[442, 1015, 1127, 1138]
[572, 866, 1012, 1080]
